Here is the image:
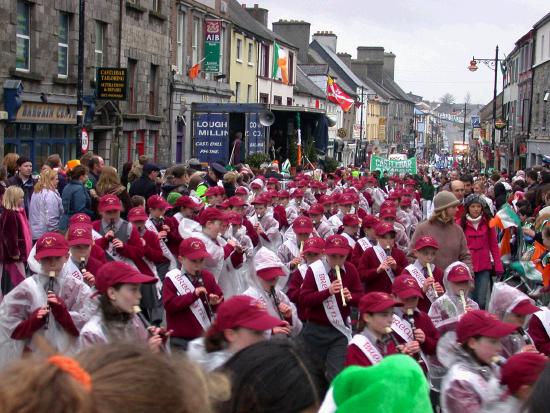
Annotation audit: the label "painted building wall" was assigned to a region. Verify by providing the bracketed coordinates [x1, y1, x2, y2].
[229, 30, 257, 103]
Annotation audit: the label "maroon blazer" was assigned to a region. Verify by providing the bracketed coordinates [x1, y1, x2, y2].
[0, 209, 29, 264]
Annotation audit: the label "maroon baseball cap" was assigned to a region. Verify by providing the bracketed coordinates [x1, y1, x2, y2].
[339, 194, 354, 205]
[414, 236, 439, 250]
[303, 237, 325, 254]
[500, 353, 547, 394]
[267, 177, 279, 185]
[380, 207, 397, 219]
[95, 261, 156, 294]
[216, 186, 226, 196]
[228, 196, 246, 207]
[308, 204, 325, 216]
[359, 292, 402, 314]
[205, 186, 220, 197]
[69, 213, 92, 225]
[392, 274, 423, 299]
[127, 207, 149, 222]
[343, 214, 360, 227]
[226, 211, 243, 225]
[251, 195, 268, 205]
[178, 237, 211, 260]
[250, 180, 263, 189]
[235, 186, 248, 196]
[98, 194, 122, 212]
[291, 189, 305, 198]
[324, 234, 350, 256]
[447, 264, 473, 282]
[292, 216, 314, 234]
[67, 224, 93, 246]
[362, 214, 379, 229]
[214, 295, 285, 332]
[375, 222, 396, 237]
[257, 267, 286, 280]
[456, 310, 518, 344]
[147, 195, 171, 210]
[400, 198, 412, 208]
[278, 190, 290, 199]
[198, 208, 226, 225]
[511, 299, 540, 315]
[174, 196, 202, 209]
[318, 195, 333, 205]
[35, 232, 69, 260]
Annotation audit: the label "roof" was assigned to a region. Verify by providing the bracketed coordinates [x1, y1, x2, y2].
[533, 11, 550, 29]
[227, 0, 296, 48]
[381, 73, 416, 104]
[299, 64, 329, 76]
[294, 66, 326, 99]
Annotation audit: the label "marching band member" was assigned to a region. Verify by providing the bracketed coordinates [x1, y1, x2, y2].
[193, 208, 243, 281]
[204, 186, 224, 208]
[163, 238, 223, 351]
[93, 194, 143, 267]
[308, 203, 335, 239]
[440, 310, 518, 413]
[379, 206, 410, 251]
[340, 214, 360, 251]
[235, 186, 255, 217]
[390, 274, 440, 373]
[0, 233, 93, 368]
[277, 190, 298, 226]
[350, 214, 378, 269]
[287, 237, 325, 320]
[288, 188, 307, 218]
[300, 234, 364, 381]
[318, 195, 335, 219]
[271, 190, 289, 232]
[250, 195, 281, 252]
[187, 295, 287, 372]
[428, 262, 479, 334]
[358, 222, 408, 294]
[528, 300, 550, 356]
[401, 236, 445, 313]
[397, 197, 417, 238]
[173, 196, 203, 239]
[243, 247, 300, 337]
[487, 282, 540, 357]
[66, 223, 102, 287]
[277, 216, 313, 277]
[145, 195, 180, 270]
[228, 195, 260, 248]
[249, 178, 264, 199]
[219, 211, 253, 298]
[328, 194, 354, 231]
[344, 292, 401, 367]
[77, 261, 166, 353]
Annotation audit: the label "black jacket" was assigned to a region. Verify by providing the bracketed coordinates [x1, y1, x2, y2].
[6, 174, 36, 216]
[129, 175, 158, 200]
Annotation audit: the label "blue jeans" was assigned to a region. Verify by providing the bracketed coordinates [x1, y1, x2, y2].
[472, 270, 492, 310]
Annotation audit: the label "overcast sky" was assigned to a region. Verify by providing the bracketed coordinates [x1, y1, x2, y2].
[247, 0, 549, 105]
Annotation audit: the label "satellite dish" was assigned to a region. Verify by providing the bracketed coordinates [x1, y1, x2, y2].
[259, 110, 275, 127]
[326, 113, 337, 127]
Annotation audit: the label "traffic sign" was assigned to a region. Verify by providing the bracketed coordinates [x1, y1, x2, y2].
[81, 128, 89, 153]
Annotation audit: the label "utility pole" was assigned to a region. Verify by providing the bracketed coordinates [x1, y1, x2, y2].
[491, 45, 499, 169]
[356, 86, 364, 166]
[462, 101, 467, 145]
[76, 0, 85, 157]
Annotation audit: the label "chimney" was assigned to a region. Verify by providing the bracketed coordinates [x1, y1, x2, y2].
[312, 31, 337, 53]
[272, 20, 311, 63]
[384, 52, 395, 80]
[356, 46, 384, 83]
[245, 3, 268, 27]
[337, 52, 352, 68]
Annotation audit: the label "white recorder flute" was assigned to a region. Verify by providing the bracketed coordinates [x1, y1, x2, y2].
[335, 265, 347, 306]
[425, 264, 439, 298]
[459, 289, 467, 312]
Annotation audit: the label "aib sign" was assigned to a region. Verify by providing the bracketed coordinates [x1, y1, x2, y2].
[194, 113, 229, 163]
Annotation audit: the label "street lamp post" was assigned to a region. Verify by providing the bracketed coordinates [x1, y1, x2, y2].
[355, 86, 365, 167]
[468, 45, 500, 169]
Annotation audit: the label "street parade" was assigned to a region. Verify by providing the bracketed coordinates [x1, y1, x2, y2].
[0, 0, 550, 412]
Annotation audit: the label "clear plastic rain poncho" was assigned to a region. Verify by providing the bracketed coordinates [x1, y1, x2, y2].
[242, 247, 302, 337]
[487, 282, 534, 357]
[0, 266, 96, 370]
[218, 223, 253, 298]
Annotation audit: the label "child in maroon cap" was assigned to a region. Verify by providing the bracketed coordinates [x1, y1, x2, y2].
[440, 310, 518, 413]
[163, 237, 223, 351]
[357, 222, 408, 295]
[277, 216, 314, 282]
[401, 235, 445, 313]
[350, 214, 378, 269]
[528, 301, 550, 356]
[145, 195, 182, 267]
[344, 291, 402, 367]
[287, 237, 325, 320]
[243, 247, 299, 337]
[77, 261, 166, 353]
[340, 214, 360, 251]
[250, 196, 281, 253]
[93, 194, 144, 266]
[308, 203, 335, 240]
[300, 234, 364, 381]
[66, 223, 104, 287]
[390, 274, 440, 375]
[0, 233, 93, 368]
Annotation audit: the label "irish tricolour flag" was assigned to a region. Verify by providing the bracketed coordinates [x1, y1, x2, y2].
[272, 42, 289, 85]
[489, 203, 521, 261]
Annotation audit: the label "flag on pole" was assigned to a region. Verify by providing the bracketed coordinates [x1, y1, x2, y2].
[272, 42, 289, 84]
[188, 64, 200, 79]
[296, 112, 302, 166]
[281, 159, 291, 175]
[327, 76, 354, 112]
[489, 204, 521, 261]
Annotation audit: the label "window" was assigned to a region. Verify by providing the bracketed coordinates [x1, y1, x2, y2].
[260, 44, 269, 77]
[247, 42, 253, 64]
[273, 95, 282, 105]
[288, 51, 294, 84]
[176, 11, 185, 74]
[16, 0, 30, 71]
[152, 0, 160, 13]
[94, 21, 105, 79]
[235, 82, 240, 102]
[149, 64, 158, 115]
[192, 17, 200, 66]
[128, 59, 138, 113]
[287, 97, 293, 106]
[58, 12, 69, 77]
[247, 84, 252, 103]
[259, 93, 269, 104]
[236, 38, 242, 61]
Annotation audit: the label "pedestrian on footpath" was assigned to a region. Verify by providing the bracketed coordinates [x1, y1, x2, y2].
[59, 165, 92, 232]
[29, 167, 63, 242]
[6, 156, 36, 216]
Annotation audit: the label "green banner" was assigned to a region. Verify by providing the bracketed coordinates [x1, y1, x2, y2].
[204, 20, 221, 73]
[370, 155, 417, 175]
